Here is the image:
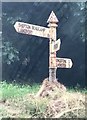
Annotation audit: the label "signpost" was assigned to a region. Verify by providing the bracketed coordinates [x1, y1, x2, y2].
[14, 11, 73, 82]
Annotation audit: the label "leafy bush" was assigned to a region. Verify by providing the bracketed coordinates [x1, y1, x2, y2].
[2, 42, 19, 64]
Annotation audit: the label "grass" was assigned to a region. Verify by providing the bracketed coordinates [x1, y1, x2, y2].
[0, 81, 87, 118]
[1, 81, 87, 100]
[67, 87, 87, 94]
[0, 81, 40, 100]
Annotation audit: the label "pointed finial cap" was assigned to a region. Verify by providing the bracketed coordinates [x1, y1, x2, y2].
[47, 11, 59, 23]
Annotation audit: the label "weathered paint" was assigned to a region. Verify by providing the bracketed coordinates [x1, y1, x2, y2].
[14, 22, 50, 38]
[47, 11, 59, 23]
[47, 11, 58, 81]
[51, 38, 61, 52]
[56, 58, 73, 68]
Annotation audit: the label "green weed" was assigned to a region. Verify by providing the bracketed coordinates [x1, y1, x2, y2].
[0, 81, 40, 99]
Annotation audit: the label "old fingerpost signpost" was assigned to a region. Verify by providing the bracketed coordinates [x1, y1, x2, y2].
[14, 11, 73, 83]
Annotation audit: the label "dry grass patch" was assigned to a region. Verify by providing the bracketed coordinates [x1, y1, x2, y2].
[0, 80, 86, 118]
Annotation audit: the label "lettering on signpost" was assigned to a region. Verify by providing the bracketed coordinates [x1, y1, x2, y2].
[56, 58, 73, 68]
[57, 59, 66, 68]
[14, 22, 50, 38]
[14, 11, 73, 82]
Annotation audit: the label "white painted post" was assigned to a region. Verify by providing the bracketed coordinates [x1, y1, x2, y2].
[47, 11, 59, 82]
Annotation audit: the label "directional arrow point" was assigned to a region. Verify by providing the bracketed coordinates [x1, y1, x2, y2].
[47, 11, 59, 23]
[68, 59, 73, 68]
[70, 59, 73, 68]
[14, 22, 18, 32]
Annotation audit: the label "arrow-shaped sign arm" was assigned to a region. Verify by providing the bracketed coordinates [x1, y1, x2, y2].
[56, 58, 73, 68]
[14, 21, 50, 38]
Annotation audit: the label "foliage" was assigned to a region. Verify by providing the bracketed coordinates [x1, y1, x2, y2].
[0, 81, 40, 100]
[67, 85, 87, 94]
[2, 41, 19, 64]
